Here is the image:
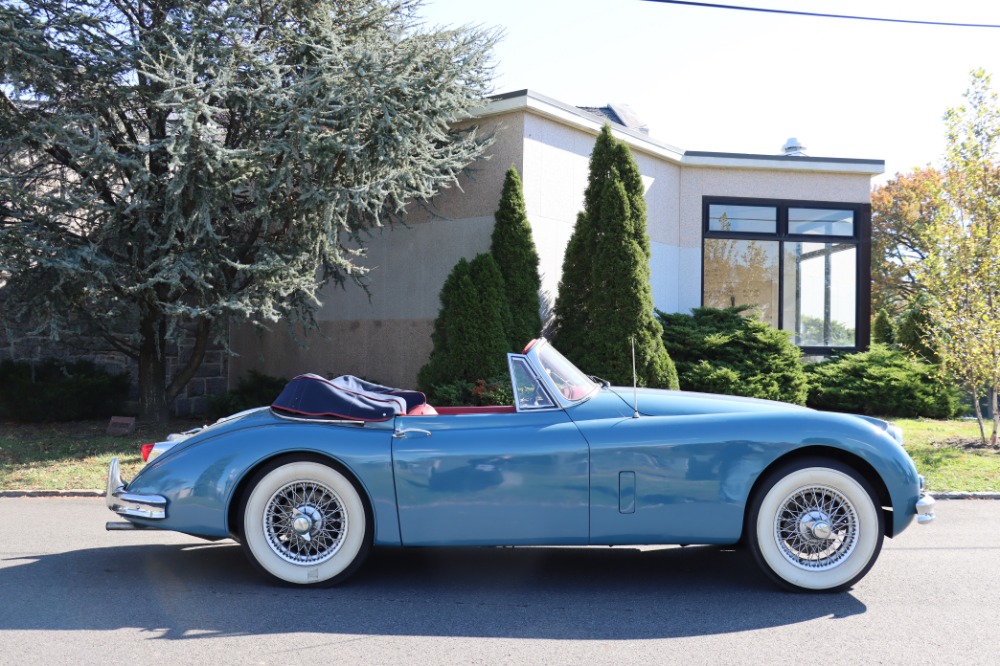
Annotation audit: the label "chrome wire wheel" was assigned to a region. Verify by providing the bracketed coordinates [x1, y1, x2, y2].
[774, 485, 858, 571]
[263, 480, 347, 565]
[241, 459, 371, 586]
[749, 460, 884, 592]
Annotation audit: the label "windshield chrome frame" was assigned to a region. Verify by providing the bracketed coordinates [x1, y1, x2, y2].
[507, 354, 559, 413]
[521, 338, 599, 409]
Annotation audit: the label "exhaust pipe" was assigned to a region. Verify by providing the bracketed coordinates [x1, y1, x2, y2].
[106, 521, 161, 531]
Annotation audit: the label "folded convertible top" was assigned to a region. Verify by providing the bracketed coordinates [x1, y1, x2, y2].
[271, 374, 426, 422]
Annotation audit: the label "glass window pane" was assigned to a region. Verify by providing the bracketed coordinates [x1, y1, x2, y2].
[510, 358, 555, 409]
[708, 204, 777, 234]
[703, 239, 780, 327]
[782, 242, 856, 347]
[788, 208, 854, 236]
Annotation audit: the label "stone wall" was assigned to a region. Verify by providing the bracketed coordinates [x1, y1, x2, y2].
[0, 292, 229, 417]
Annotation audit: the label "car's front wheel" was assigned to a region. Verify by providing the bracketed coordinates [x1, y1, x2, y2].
[240, 457, 372, 586]
[747, 458, 884, 592]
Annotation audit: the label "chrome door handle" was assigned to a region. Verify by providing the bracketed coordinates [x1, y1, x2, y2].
[392, 428, 432, 439]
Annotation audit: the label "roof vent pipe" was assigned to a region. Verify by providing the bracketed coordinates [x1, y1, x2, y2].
[782, 137, 806, 156]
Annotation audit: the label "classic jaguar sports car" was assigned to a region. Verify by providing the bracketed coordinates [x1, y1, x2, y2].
[106, 338, 935, 592]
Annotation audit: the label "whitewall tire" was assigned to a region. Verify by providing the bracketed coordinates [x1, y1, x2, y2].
[748, 459, 884, 592]
[240, 458, 372, 586]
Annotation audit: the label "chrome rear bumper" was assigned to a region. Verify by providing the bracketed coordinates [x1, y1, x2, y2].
[105, 457, 167, 520]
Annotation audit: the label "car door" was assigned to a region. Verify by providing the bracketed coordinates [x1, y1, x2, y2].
[391, 355, 590, 545]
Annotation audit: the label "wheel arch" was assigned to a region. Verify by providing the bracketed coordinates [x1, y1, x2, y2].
[226, 451, 375, 541]
[743, 445, 893, 541]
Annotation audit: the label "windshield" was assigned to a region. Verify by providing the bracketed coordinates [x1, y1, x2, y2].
[535, 343, 598, 401]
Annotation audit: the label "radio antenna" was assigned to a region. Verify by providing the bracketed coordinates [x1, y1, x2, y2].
[631, 336, 640, 419]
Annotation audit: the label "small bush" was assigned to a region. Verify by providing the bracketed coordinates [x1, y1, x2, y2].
[0, 359, 130, 422]
[806, 345, 961, 418]
[425, 375, 513, 406]
[658, 306, 808, 404]
[208, 370, 287, 419]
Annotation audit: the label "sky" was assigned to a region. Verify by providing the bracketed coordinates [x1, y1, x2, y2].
[418, 0, 1000, 184]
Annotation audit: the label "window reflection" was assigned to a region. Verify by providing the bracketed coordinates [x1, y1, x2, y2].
[782, 242, 856, 346]
[708, 204, 777, 234]
[510, 358, 555, 409]
[703, 239, 780, 327]
[788, 208, 854, 236]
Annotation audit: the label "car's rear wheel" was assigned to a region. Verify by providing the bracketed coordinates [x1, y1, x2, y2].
[240, 457, 372, 586]
[747, 458, 884, 592]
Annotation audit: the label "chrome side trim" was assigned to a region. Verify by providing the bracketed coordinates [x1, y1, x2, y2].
[916, 494, 935, 525]
[106, 457, 167, 520]
[269, 409, 367, 426]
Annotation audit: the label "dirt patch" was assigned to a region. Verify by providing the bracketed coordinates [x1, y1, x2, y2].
[932, 435, 1000, 452]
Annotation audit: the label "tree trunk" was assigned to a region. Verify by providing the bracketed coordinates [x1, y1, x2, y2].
[137, 309, 170, 423]
[972, 388, 987, 444]
[991, 385, 999, 447]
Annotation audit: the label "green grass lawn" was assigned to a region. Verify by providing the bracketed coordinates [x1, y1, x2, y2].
[1, 416, 998, 492]
[0, 419, 201, 491]
[890, 418, 1000, 493]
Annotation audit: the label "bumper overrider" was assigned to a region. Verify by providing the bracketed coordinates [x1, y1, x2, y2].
[916, 475, 935, 525]
[105, 457, 167, 522]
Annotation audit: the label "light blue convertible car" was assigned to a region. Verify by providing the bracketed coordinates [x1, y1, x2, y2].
[106, 338, 935, 592]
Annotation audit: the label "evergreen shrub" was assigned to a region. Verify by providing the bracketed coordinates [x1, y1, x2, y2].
[425, 375, 513, 407]
[872, 308, 896, 345]
[491, 166, 542, 350]
[208, 369, 288, 420]
[551, 125, 677, 389]
[658, 306, 808, 404]
[418, 254, 512, 402]
[806, 344, 961, 418]
[0, 359, 130, 422]
[896, 298, 939, 363]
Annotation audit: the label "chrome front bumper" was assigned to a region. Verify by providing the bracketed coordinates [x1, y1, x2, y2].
[915, 494, 935, 525]
[105, 457, 167, 520]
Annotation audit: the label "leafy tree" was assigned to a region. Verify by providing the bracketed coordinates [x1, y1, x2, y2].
[916, 69, 1000, 444]
[417, 254, 511, 401]
[0, 0, 498, 420]
[806, 345, 960, 419]
[490, 166, 541, 350]
[870, 168, 947, 314]
[550, 125, 677, 388]
[871, 308, 896, 345]
[658, 306, 808, 404]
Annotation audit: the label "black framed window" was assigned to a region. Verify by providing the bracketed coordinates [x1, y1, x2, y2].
[702, 197, 871, 353]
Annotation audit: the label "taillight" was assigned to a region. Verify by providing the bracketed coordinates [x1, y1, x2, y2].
[141, 443, 155, 462]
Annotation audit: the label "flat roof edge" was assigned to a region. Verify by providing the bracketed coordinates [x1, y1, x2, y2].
[684, 150, 885, 175]
[475, 90, 885, 176]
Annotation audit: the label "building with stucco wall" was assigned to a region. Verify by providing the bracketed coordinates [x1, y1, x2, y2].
[230, 90, 884, 389]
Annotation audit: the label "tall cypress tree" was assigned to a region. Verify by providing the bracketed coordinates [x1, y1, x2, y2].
[490, 166, 542, 350]
[417, 254, 511, 397]
[551, 125, 677, 388]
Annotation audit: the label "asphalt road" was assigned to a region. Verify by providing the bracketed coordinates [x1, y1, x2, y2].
[0, 497, 997, 665]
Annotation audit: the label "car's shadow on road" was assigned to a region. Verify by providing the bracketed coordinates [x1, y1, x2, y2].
[0, 541, 866, 640]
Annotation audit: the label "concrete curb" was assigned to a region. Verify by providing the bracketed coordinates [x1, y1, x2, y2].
[1, 490, 999, 499]
[929, 491, 1000, 500]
